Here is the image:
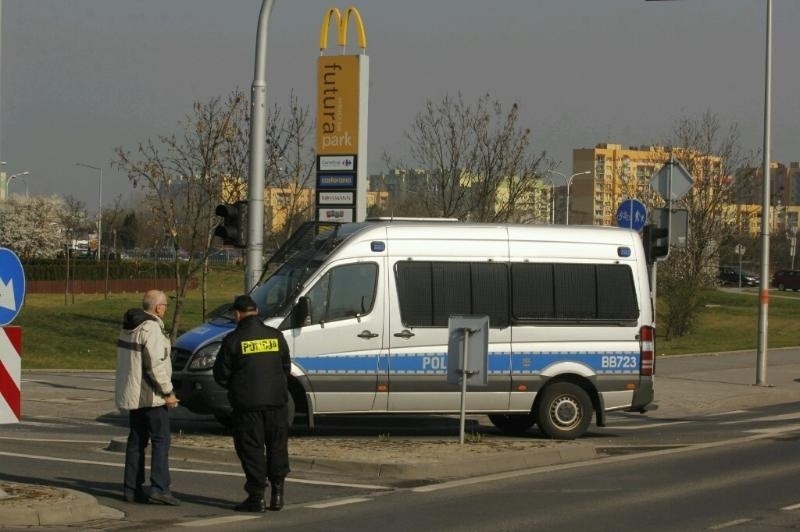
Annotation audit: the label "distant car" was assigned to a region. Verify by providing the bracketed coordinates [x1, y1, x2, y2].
[771, 269, 800, 291]
[718, 266, 759, 287]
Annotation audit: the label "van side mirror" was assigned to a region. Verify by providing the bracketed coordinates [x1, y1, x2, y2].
[292, 297, 312, 328]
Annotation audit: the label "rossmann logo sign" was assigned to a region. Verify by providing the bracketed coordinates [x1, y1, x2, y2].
[316, 7, 367, 156]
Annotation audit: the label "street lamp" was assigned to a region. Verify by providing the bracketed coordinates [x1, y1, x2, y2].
[547, 170, 591, 225]
[5, 171, 30, 199]
[75, 162, 103, 262]
[645, 0, 773, 385]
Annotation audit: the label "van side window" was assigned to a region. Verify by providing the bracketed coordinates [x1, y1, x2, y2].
[395, 261, 510, 328]
[305, 262, 378, 325]
[511, 263, 639, 322]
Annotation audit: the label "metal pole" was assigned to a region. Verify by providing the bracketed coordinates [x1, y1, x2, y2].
[459, 329, 469, 445]
[98, 167, 103, 263]
[756, 0, 772, 386]
[75, 163, 102, 262]
[738, 250, 743, 289]
[566, 177, 571, 226]
[0, 0, 3, 181]
[245, 0, 274, 292]
[650, 262, 658, 328]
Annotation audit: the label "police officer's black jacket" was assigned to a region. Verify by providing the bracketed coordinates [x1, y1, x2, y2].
[212, 315, 291, 411]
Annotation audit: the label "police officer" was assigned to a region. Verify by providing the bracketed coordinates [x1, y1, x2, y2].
[213, 294, 291, 512]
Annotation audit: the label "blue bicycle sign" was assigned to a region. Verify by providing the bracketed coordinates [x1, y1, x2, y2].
[616, 199, 647, 232]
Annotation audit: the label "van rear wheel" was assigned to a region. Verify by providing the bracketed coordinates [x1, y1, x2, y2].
[488, 413, 536, 435]
[536, 382, 592, 440]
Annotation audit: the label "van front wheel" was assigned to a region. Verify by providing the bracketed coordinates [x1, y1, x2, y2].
[536, 382, 592, 440]
[488, 413, 536, 435]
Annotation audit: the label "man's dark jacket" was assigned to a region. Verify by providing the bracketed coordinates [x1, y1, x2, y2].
[212, 315, 291, 411]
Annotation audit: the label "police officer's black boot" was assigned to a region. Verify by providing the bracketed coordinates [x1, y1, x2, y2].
[235, 493, 266, 513]
[269, 481, 284, 511]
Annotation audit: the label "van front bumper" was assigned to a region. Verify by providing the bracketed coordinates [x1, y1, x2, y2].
[172, 373, 231, 416]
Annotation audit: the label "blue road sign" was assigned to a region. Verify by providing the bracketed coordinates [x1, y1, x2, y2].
[0, 248, 26, 326]
[616, 199, 647, 232]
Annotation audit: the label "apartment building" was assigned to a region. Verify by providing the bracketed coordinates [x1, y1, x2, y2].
[571, 143, 666, 226]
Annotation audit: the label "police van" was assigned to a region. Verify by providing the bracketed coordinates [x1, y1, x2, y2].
[171, 220, 655, 440]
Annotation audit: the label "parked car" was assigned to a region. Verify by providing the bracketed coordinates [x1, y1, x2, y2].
[718, 266, 759, 287]
[771, 269, 800, 291]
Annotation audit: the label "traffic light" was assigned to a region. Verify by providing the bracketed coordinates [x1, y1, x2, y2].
[642, 224, 669, 264]
[214, 201, 247, 248]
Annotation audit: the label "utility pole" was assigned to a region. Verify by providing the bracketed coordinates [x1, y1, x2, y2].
[245, 0, 274, 292]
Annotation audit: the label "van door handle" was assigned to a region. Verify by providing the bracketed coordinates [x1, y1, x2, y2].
[393, 329, 415, 339]
[357, 330, 379, 339]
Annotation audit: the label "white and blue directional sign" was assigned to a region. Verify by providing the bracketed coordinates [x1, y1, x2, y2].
[0, 248, 26, 326]
[616, 199, 647, 232]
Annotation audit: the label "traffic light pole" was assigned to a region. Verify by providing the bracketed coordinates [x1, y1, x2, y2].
[245, 0, 274, 292]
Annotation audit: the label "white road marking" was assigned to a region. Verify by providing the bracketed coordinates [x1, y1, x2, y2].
[781, 502, 800, 511]
[611, 420, 691, 430]
[708, 518, 752, 529]
[414, 429, 800, 493]
[0, 436, 106, 444]
[723, 412, 800, 425]
[306, 497, 371, 509]
[176, 515, 261, 527]
[705, 410, 750, 417]
[0, 451, 389, 490]
[744, 423, 800, 434]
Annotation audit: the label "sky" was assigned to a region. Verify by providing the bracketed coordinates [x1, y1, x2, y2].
[1, 0, 798, 216]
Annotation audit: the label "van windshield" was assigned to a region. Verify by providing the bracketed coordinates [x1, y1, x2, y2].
[210, 222, 365, 323]
[248, 259, 322, 318]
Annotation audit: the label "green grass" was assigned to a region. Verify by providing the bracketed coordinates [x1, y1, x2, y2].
[15, 267, 244, 369]
[654, 288, 800, 355]
[11, 276, 800, 369]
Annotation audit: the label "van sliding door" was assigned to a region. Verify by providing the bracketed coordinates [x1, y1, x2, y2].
[386, 260, 512, 412]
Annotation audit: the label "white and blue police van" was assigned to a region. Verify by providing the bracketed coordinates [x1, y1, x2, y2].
[171, 219, 655, 439]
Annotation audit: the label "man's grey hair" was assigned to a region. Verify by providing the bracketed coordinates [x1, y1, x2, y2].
[142, 290, 167, 312]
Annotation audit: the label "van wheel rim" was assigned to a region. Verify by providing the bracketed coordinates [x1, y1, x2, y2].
[550, 396, 581, 429]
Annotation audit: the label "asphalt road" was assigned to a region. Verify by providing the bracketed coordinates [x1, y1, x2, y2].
[3, 349, 800, 530]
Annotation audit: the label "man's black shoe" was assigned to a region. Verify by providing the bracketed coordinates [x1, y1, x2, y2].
[148, 491, 181, 506]
[235, 495, 266, 513]
[269, 482, 284, 511]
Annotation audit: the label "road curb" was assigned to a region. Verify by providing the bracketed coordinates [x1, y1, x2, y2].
[107, 437, 595, 480]
[0, 482, 123, 527]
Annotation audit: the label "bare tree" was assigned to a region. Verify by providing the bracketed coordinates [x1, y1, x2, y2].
[114, 90, 249, 338]
[263, 92, 316, 248]
[400, 93, 549, 222]
[654, 110, 758, 339]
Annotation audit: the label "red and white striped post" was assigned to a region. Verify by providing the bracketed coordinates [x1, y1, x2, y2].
[0, 325, 22, 424]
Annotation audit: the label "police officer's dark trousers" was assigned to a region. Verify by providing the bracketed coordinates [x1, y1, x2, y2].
[232, 406, 290, 496]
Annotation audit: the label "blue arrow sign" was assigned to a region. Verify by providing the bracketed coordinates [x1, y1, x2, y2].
[0, 248, 26, 326]
[616, 199, 647, 232]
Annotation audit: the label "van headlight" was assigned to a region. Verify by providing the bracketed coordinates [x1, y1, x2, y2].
[188, 342, 221, 371]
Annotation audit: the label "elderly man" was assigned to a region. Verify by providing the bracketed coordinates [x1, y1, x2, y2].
[115, 289, 180, 506]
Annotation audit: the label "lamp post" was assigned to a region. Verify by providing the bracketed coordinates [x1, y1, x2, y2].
[75, 162, 103, 262]
[5, 171, 29, 199]
[646, 0, 773, 385]
[547, 170, 591, 225]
